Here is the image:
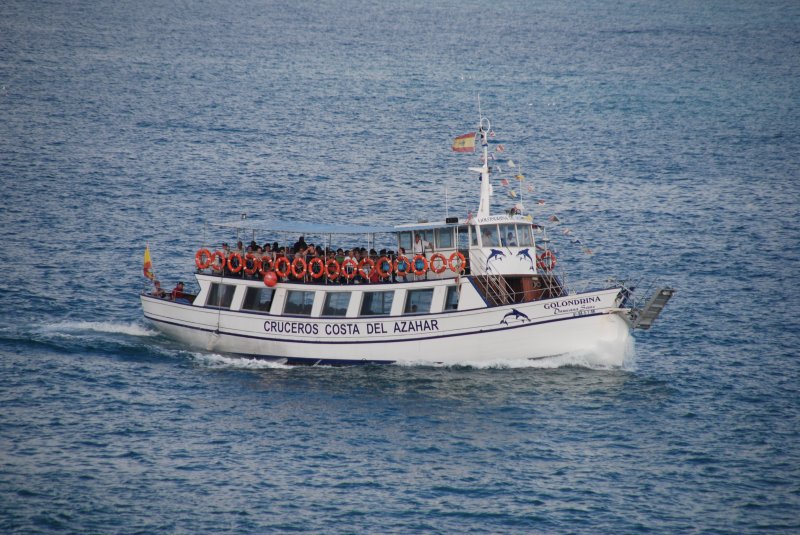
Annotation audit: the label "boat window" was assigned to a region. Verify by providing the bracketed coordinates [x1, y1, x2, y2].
[360, 291, 394, 316]
[435, 228, 453, 249]
[322, 292, 351, 317]
[457, 225, 469, 250]
[242, 287, 274, 312]
[517, 224, 534, 247]
[470, 225, 478, 246]
[422, 229, 435, 247]
[206, 283, 236, 308]
[404, 289, 434, 314]
[398, 232, 412, 252]
[480, 225, 500, 247]
[445, 286, 460, 311]
[500, 224, 517, 247]
[284, 290, 315, 316]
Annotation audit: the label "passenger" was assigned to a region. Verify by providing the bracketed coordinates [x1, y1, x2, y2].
[151, 280, 166, 298]
[170, 281, 189, 303]
[506, 232, 517, 246]
[397, 247, 409, 282]
[413, 233, 433, 256]
[293, 236, 307, 253]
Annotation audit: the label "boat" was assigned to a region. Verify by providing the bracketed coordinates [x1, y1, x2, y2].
[141, 115, 674, 366]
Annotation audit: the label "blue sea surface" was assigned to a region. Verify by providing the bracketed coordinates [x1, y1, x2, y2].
[2, 0, 799, 532]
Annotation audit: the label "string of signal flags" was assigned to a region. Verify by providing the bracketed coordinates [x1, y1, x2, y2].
[451, 130, 594, 256]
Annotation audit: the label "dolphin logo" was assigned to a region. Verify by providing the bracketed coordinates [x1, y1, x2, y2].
[500, 308, 531, 325]
[486, 248, 506, 272]
[517, 248, 536, 271]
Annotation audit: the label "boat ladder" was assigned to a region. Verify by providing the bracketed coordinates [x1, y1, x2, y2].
[630, 287, 675, 330]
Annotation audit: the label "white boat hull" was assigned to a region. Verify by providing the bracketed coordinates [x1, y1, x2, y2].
[141, 287, 632, 366]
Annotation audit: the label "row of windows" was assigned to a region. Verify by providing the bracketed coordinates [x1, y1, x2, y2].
[472, 223, 534, 248]
[206, 283, 459, 317]
[397, 223, 535, 250]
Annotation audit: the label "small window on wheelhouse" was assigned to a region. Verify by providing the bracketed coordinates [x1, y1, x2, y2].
[517, 224, 534, 247]
[500, 224, 517, 247]
[322, 292, 351, 317]
[435, 228, 454, 249]
[422, 229, 435, 248]
[470, 225, 479, 247]
[284, 290, 315, 316]
[444, 286, 460, 311]
[206, 283, 236, 308]
[242, 287, 274, 312]
[398, 232, 412, 252]
[360, 291, 393, 316]
[404, 289, 434, 314]
[480, 225, 500, 247]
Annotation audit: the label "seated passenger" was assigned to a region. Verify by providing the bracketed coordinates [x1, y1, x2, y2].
[171, 281, 190, 303]
[151, 280, 166, 298]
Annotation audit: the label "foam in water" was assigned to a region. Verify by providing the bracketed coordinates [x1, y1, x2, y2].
[191, 352, 293, 370]
[38, 321, 159, 338]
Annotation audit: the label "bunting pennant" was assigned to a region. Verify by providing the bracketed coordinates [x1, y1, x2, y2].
[500, 178, 510, 186]
[515, 173, 525, 181]
[452, 132, 476, 153]
[527, 184, 534, 193]
[143, 245, 154, 280]
[496, 144, 505, 153]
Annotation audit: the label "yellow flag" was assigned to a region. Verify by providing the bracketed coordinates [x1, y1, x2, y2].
[143, 245, 154, 280]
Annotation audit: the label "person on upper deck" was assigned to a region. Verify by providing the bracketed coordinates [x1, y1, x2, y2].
[506, 232, 517, 247]
[413, 233, 433, 256]
[293, 236, 307, 253]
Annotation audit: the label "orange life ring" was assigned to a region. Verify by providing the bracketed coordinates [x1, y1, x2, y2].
[429, 253, 447, 274]
[274, 256, 291, 278]
[411, 255, 428, 276]
[195, 248, 212, 270]
[376, 256, 393, 279]
[227, 252, 243, 273]
[259, 255, 273, 275]
[537, 250, 557, 271]
[448, 251, 466, 273]
[358, 258, 375, 280]
[308, 257, 325, 279]
[341, 258, 357, 280]
[394, 256, 411, 277]
[211, 250, 226, 272]
[325, 258, 340, 280]
[244, 253, 261, 276]
[291, 257, 307, 278]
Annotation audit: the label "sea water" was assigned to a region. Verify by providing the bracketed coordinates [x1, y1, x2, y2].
[1, 0, 799, 532]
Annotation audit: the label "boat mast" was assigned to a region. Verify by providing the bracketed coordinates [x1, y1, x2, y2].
[473, 115, 492, 218]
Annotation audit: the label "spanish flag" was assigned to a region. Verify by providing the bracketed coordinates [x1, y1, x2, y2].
[451, 132, 476, 153]
[143, 245, 154, 280]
